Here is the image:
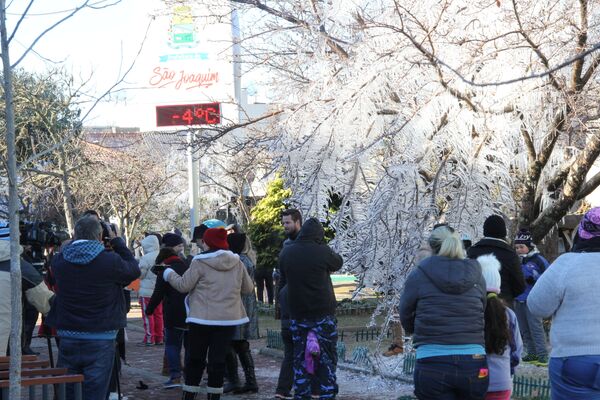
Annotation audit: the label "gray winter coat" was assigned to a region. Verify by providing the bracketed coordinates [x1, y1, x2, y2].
[399, 255, 486, 347]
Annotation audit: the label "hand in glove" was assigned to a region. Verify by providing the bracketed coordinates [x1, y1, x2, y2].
[151, 264, 167, 275]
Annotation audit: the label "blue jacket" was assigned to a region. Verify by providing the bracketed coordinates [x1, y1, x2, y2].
[399, 256, 486, 347]
[515, 250, 549, 302]
[47, 237, 140, 332]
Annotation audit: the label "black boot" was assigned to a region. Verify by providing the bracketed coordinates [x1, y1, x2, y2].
[223, 348, 242, 393]
[234, 342, 258, 394]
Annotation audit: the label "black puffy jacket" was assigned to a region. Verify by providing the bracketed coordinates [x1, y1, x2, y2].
[278, 218, 343, 320]
[399, 256, 486, 347]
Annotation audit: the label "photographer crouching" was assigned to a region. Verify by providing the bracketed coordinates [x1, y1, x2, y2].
[46, 215, 140, 400]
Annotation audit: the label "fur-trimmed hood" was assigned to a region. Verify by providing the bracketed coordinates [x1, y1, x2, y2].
[192, 250, 240, 272]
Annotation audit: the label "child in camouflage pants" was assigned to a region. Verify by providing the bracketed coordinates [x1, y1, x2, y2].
[290, 316, 338, 399]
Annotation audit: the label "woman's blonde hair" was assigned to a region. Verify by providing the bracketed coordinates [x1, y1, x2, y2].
[428, 225, 465, 259]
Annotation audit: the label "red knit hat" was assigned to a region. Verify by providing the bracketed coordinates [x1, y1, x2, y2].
[203, 228, 229, 250]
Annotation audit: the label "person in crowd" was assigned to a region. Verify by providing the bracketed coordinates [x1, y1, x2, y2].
[528, 207, 600, 400]
[468, 215, 526, 304]
[138, 233, 163, 346]
[146, 246, 189, 389]
[161, 228, 254, 400]
[81, 209, 134, 399]
[281, 209, 303, 246]
[513, 228, 549, 364]
[46, 216, 140, 400]
[278, 217, 343, 400]
[275, 284, 294, 399]
[224, 233, 259, 394]
[478, 254, 523, 400]
[400, 225, 488, 400]
[0, 223, 54, 356]
[271, 209, 303, 300]
[192, 224, 208, 250]
[163, 232, 186, 256]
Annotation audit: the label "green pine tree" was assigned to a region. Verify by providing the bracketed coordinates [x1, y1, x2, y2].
[247, 175, 292, 270]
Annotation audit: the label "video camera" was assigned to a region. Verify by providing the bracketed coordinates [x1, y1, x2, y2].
[20, 221, 69, 272]
[100, 221, 118, 248]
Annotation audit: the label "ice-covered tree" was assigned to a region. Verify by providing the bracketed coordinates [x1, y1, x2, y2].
[225, 0, 600, 280]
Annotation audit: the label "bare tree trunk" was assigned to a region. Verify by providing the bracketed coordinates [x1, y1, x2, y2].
[0, 1, 22, 397]
[59, 148, 75, 234]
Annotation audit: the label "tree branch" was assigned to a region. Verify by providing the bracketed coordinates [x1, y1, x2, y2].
[11, 1, 92, 68]
[577, 169, 600, 199]
[231, 0, 348, 59]
[572, 0, 588, 90]
[512, 0, 564, 91]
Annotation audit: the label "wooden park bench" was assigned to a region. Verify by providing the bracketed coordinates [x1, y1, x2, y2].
[0, 356, 84, 400]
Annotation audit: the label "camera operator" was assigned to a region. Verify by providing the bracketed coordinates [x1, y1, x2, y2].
[46, 216, 140, 400]
[0, 223, 55, 357]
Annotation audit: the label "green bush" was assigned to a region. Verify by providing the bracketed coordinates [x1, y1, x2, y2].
[247, 175, 291, 270]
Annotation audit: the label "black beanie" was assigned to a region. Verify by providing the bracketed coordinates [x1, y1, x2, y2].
[483, 215, 507, 239]
[162, 232, 184, 247]
[192, 224, 208, 242]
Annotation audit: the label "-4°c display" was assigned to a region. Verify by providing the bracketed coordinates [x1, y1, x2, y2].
[156, 103, 221, 127]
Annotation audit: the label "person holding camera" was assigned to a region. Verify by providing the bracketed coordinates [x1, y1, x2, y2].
[0, 223, 55, 357]
[46, 216, 140, 400]
[160, 228, 254, 400]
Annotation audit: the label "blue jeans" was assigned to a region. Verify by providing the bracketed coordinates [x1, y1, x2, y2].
[514, 301, 547, 358]
[414, 355, 489, 400]
[165, 327, 188, 379]
[57, 338, 115, 400]
[549, 356, 600, 399]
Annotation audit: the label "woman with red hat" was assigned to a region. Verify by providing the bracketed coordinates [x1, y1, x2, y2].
[162, 228, 254, 400]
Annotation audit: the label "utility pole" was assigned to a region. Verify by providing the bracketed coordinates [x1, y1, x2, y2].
[187, 130, 200, 236]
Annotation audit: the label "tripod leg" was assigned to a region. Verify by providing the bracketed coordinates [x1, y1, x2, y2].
[47, 336, 54, 368]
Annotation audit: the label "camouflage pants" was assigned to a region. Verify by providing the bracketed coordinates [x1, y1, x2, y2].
[290, 316, 338, 399]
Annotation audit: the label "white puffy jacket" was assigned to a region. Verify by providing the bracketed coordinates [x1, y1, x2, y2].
[138, 235, 160, 298]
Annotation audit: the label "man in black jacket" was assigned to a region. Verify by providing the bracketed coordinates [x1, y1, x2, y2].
[279, 218, 343, 400]
[47, 216, 140, 400]
[467, 214, 526, 303]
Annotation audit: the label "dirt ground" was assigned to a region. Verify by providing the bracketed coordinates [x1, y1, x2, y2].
[27, 309, 413, 400]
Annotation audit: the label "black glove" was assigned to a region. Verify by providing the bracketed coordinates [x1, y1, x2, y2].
[145, 307, 153, 316]
[151, 264, 167, 275]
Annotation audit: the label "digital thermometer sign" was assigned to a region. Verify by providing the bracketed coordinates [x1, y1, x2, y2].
[156, 103, 221, 127]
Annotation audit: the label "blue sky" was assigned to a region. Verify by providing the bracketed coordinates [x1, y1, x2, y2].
[8, 0, 258, 129]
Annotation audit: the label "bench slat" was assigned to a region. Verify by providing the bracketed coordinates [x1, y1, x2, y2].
[0, 355, 37, 363]
[0, 367, 68, 379]
[0, 360, 50, 370]
[0, 374, 84, 387]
